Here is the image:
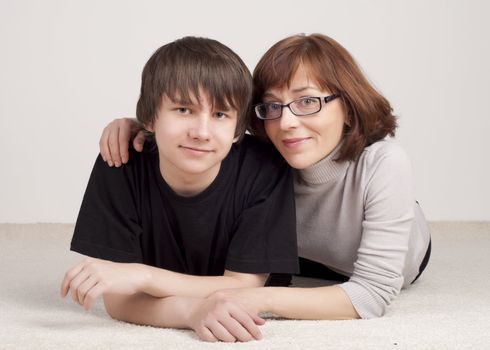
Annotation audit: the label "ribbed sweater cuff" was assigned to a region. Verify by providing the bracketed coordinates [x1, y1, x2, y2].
[338, 281, 386, 319]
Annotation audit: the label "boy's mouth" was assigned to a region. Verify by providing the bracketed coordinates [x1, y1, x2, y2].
[179, 145, 214, 153]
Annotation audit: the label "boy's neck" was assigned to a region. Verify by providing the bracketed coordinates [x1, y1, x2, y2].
[158, 157, 221, 197]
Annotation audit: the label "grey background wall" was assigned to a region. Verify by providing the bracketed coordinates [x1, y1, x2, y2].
[1, 0, 489, 222]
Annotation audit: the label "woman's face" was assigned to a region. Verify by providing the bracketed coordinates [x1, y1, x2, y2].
[263, 67, 346, 169]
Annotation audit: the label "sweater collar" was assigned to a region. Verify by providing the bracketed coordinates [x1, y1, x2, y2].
[296, 142, 350, 185]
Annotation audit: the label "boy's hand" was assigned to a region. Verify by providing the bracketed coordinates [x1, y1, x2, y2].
[60, 258, 150, 311]
[100, 117, 146, 167]
[188, 292, 265, 343]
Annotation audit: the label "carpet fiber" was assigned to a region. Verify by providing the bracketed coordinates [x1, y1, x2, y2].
[1, 222, 489, 349]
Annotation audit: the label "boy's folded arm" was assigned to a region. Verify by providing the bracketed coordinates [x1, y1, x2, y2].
[140, 266, 268, 298]
[103, 292, 199, 328]
[103, 289, 265, 342]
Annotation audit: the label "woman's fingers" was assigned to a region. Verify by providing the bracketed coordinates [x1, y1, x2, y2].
[133, 130, 146, 152]
[118, 119, 135, 164]
[99, 126, 111, 164]
[108, 124, 122, 167]
[99, 118, 142, 166]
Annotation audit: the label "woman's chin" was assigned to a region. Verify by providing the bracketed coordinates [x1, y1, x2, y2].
[282, 154, 315, 170]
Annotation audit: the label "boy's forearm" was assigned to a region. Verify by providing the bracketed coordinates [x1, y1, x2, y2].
[103, 292, 200, 329]
[140, 265, 267, 298]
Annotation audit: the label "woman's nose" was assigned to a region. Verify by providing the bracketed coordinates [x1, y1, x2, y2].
[279, 106, 300, 130]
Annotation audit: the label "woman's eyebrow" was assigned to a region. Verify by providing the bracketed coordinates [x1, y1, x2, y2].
[262, 92, 281, 100]
[290, 86, 319, 93]
[263, 86, 320, 101]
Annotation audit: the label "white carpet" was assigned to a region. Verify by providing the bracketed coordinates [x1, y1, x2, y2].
[0, 222, 489, 349]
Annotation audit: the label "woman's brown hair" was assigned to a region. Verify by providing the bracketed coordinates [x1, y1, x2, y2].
[250, 33, 397, 161]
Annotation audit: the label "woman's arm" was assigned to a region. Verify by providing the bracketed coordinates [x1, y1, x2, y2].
[340, 143, 415, 318]
[215, 285, 360, 320]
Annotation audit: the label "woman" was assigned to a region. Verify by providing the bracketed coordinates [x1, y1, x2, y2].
[99, 33, 430, 328]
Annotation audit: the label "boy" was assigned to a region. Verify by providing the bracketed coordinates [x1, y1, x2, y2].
[60, 37, 298, 342]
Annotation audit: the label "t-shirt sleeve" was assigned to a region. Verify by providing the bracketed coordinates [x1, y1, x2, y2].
[70, 154, 144, 263]
[226, 157, 299, 275]
[339, 144, 415, 319]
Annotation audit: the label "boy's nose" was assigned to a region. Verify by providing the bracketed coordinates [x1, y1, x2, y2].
[189, 115, 211, 140]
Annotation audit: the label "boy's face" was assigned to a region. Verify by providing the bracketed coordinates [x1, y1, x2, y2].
[148, 90, 239, 188]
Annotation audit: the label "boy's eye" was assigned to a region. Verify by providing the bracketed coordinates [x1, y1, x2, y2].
[214, 112, 227, 119]
[176, 107, 190, 114]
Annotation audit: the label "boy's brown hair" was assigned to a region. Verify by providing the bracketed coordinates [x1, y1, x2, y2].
[137, 36, 252, 140]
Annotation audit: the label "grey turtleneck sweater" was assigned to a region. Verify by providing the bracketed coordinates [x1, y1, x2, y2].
[294, 140, 430, 319]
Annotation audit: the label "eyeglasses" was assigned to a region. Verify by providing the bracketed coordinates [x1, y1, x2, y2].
[254, 94, 340, 120]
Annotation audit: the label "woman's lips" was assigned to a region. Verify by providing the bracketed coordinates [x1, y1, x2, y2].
[282, 137, 311, 148]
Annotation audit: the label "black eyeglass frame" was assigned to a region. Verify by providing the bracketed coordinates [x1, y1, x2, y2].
[254, 94, 341, 120]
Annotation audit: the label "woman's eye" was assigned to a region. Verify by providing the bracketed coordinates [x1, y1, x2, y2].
[215, 112, 227, 119]
[301, 98, 316, 105]
[268, 103, 281, 111]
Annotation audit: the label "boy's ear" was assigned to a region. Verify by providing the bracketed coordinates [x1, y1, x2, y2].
[144, 122, 154, 133]
[233, 135, 240, 143]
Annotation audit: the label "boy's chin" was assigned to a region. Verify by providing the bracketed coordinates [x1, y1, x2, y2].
[174, 159, 223, 175]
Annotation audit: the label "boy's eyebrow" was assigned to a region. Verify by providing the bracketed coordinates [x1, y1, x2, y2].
[167, 98, 197, 107]
[167, 96, 235, 112]
[214, 104, 233, 112]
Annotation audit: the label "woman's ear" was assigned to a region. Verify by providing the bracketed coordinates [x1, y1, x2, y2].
[339, 97, 351, 127]
[344, 116, 351, 127]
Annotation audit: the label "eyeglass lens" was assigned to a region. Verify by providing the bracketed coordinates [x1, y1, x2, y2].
[256, 97, 321, 119]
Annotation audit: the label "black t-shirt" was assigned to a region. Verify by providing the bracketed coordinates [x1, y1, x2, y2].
[71, 135, 299, 276]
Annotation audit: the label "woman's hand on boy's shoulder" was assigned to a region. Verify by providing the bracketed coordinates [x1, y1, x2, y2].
[99, 117, 146, 167]
[60, 257, 150, 311]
